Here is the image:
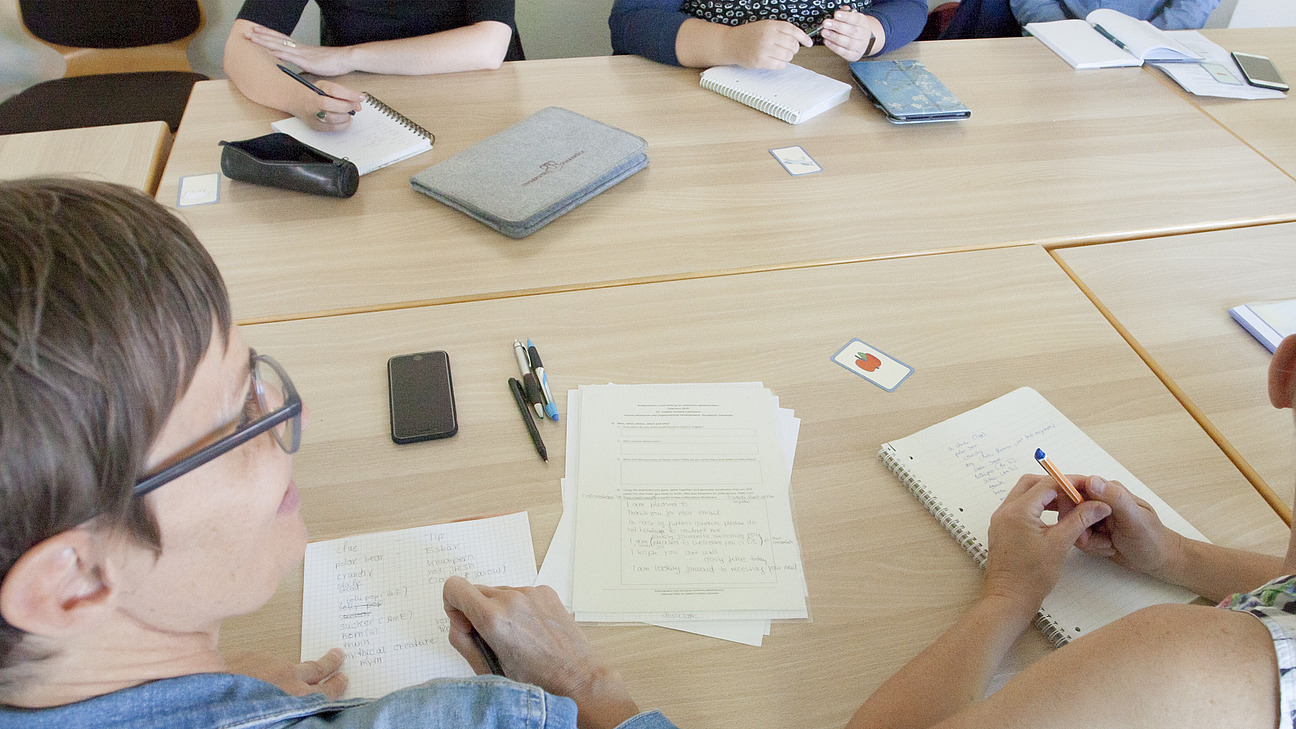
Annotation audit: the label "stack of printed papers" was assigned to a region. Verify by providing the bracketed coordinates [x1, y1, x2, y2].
[537, 382, 808, 646]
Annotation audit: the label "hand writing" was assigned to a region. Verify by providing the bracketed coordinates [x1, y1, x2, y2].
[443, 577, 638, 729]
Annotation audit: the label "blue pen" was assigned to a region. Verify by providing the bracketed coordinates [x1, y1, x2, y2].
[527, 339, 559, 421]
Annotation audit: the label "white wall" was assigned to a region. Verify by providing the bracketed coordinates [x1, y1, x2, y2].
[0, 0, 1276, 101]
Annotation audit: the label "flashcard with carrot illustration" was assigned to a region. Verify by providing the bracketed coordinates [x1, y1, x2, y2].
[830, 339, 913, 392]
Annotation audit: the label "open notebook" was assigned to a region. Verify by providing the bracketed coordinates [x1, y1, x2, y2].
[700, 64, 850, 124]
[300, 512, 536, 699]
[272, 93, 434, 175]
[878, 387, 1206, 646]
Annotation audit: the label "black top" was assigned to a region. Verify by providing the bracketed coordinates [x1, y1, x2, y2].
[237, 0, 523, 62]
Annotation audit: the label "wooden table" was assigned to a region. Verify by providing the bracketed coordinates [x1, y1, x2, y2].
[157, 39, 1296, 323]
[1055, 225, 1296, 520]
[0, 120, 172, 194]
[1191, 29, 1296, 180]
[224, 245, 1288, 729]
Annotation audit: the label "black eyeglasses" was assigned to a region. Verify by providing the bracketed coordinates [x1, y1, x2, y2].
[134, 351, 302, 498]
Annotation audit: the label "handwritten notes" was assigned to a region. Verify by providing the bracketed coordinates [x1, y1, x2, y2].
[301, 512, 536, 699]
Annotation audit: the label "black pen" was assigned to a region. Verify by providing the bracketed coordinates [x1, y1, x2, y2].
[508, 377, 547, 461]
[469, 628, 505, 676]
[276, 64, 356, 114]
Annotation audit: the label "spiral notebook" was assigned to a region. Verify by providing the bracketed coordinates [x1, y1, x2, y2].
[271, 93, 434, 175]
[700, 64, 850, 124]
[878, 387, 1206, 647]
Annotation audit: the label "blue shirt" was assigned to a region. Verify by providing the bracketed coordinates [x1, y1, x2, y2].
[0, 673, 680, 729]
[1008, 0, 1219, 29]
[609, 0, 928, 66]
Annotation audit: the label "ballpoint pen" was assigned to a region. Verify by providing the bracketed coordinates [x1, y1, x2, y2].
[276, 64, 357, 115]
[513, 339, 545, 419]
[509, 377, 547, 461]
[1035, 448, 1084, 505]
[527, 339, 559, 421]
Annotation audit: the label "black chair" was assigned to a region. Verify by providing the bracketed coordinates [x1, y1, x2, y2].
[0, 0, 208, 135]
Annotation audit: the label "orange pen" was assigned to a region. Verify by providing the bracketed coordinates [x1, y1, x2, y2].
[1035, 448, 1084, 505]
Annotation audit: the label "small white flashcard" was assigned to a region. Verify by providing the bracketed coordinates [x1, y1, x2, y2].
[769, 146, 822, 176]
[177, 173, 220, 207]
[831, 339, 913, 392]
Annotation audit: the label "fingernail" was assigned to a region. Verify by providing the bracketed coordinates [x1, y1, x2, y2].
[1089, 476, 1106, 494]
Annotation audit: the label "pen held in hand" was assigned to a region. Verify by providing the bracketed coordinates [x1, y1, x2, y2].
[509, 377, 547, 462]
[1035, 448, 1084, 505]
[276, 64, 357, 115]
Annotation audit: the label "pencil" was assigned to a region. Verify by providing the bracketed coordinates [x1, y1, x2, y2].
[1034, 448, 1084, 505]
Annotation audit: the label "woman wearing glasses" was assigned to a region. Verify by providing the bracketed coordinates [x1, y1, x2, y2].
[0, 179, 673, 729]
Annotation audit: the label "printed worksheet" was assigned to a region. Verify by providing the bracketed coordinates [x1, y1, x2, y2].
[570, 383, 807, 617]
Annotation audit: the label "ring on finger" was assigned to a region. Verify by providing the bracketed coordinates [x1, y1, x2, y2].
[283, 39, 297, 48]
[316, 111, 328, 121]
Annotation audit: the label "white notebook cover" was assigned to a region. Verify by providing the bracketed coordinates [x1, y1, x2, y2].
[700, 64, 851, 124]
[879, 387, 1205, 646]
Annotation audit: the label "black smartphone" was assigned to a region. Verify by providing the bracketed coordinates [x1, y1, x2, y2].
[1232, 52, 1289, 92]
[387, 350, 458, 444]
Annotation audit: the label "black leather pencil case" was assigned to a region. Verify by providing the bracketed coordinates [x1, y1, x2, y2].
[219, 133, 359, 198]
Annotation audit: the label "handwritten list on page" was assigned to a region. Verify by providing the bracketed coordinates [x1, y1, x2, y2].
[300, 512, 536, 699]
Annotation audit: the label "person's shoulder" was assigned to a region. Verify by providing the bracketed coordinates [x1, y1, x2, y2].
[0, 673, 346, 729]
[336, 676, 578, 729]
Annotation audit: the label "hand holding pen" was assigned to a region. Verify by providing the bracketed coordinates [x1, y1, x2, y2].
[276, 64, 363, 129]
[814, 5, 880, 62]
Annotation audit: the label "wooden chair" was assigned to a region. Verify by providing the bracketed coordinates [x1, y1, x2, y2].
[0, 0, 209, 135]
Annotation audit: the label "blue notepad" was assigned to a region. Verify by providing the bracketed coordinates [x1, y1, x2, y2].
[849, 60, 970, 125]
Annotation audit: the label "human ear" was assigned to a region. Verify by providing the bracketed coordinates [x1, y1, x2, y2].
[1269, 334, 1296, 410]
[0, 530, 114, 638]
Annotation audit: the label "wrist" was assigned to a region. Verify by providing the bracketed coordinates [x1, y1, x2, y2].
[570, 665, 638, 729]
[978, 585, 1043, 631]
[1150, 529, 1190, 584]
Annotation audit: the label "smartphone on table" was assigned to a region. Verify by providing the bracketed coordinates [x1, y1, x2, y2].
[1231, 52, 1289, 92]
[387, 350, 458, 444]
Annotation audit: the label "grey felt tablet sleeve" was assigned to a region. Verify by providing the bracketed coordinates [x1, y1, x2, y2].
[409, 107, 648, 238]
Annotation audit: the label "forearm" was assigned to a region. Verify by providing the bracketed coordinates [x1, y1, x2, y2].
[1008, 0, 1067, 24]
[846, 594, 1036, 729]
[1147, 0, 1218, 29]
[866, 0, 929, 53]
[224, 21, 317, 117]
[1156, 534, 1284, 603]
[675, 18, 741, 68]
[343, 22, 513, 74]
[609, 0, 691, 64]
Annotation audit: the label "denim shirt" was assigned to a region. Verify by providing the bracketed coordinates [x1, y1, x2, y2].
[0, 673, 680, 729]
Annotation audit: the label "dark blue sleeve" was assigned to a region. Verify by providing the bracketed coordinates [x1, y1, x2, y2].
[868, 0, 928, 53]
[609, 0, 690, 66]
[235, 0, 309, 35]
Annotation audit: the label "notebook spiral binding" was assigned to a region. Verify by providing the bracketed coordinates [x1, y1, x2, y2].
[877, 446, 1071, 648]
[699, 77, 796, 124]
[363, 93, 436, 144]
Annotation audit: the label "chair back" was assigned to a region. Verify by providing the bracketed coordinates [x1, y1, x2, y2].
[17, 0, 204, 77]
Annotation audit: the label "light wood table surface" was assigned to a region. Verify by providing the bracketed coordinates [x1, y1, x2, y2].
[1055, 225, 1296, 520]
[223, 245, 1288, 729]
[1189, 29, 1296, 180]
[0, 120, 173, 194]
[157, 39, 1296, 324]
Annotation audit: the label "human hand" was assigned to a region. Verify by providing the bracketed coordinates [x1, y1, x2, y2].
[1056, 474, 1183, 579]
[245, 24, 357, 78]
[722, 20, 813, 69]
[820, 8, 884, 62]
[984, 475, 1112, 617]
[224, 647, 348, 699]
[442, 577, 638, 729]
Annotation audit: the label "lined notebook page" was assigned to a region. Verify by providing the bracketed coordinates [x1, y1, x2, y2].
[700, 64, 850, 124]
[271, 94, 432, 175]
[301, 512, 536, 699]
[879, 387, 1205, 645]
